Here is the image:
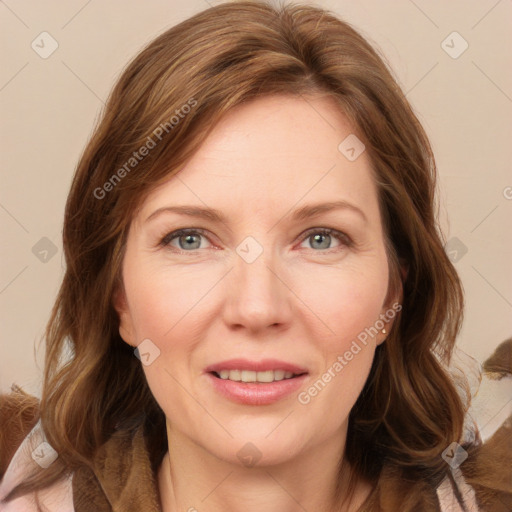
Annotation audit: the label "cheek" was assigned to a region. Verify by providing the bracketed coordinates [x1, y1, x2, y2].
[297, 342, 375, 443]
[121, 261, 210, 423]
[123, 257, 221, 342]
[291, 256, 388, 425]
[294, 254, 389, 345]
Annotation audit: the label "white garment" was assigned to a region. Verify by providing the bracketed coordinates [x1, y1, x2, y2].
[0, 420, 74, 511]
[436, 468, 480, 512]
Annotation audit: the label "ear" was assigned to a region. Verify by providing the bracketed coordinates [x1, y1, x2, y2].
[113, 284, 136, 347]
[376, 300, 402, 346]
[377, 260, 407, 346]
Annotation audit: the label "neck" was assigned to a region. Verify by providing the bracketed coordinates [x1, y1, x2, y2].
[157, 422, 372, 512]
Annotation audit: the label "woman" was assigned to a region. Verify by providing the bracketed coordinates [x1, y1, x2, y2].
[0, 1, 510, 510]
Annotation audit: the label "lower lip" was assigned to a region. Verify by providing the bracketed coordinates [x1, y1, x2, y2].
[207, 372, 308, 405]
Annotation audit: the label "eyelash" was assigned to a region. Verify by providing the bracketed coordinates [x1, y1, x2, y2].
[159, 227, 352, 253]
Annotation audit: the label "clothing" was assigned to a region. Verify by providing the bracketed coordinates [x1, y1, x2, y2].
[0, 419, 161, 512]
[0, 417, 490, 512]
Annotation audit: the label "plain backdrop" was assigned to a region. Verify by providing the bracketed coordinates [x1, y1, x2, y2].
[1, 0, 511, 414]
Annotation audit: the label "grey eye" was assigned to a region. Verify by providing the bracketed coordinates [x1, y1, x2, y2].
[309, 233, 332, 250]
[161, 228, 215, 252]
[177, 233, 203, 250]
[298, 228, 349, 251]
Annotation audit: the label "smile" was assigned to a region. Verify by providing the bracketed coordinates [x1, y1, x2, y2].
[204, 359, 309, 405]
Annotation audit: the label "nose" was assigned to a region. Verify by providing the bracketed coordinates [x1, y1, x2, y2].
[221, 246, 293, 333]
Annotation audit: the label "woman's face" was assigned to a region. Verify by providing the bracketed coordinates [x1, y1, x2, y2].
[116, 94, 397, 468]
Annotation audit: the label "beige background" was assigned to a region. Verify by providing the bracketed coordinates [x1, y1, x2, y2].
[1, 0, 511, 419]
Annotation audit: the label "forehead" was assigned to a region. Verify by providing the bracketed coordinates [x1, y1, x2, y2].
[137, 94, 380, 226]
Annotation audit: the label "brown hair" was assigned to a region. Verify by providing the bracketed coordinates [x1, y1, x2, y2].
[4, 1, 469, 509]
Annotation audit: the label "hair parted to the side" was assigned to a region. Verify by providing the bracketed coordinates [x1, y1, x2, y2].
[4, 0, 468, 508]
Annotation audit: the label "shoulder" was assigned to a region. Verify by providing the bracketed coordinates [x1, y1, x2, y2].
[0, 386, 40, 479]
[438, 337, 512, 511]
[0, 387, 74, 511]
[460, 338, 512, 510]
[461, 413, 512, 511]
[365, 339, 512, 512]
[0, 388, 159, 511]
[366, 416, 511, 512]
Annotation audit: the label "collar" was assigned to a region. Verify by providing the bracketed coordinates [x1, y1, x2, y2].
[73, 425, 161, 512]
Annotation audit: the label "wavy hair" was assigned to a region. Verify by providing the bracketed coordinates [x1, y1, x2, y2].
[4, 1, 468, 509]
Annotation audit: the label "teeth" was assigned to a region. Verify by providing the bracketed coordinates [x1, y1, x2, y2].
[216, 369, 298, 383]
[241, 370, 256, 383]
[274, 370, 286, 380]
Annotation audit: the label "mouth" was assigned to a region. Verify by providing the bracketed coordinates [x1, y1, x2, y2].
[204, 359, 309, 405]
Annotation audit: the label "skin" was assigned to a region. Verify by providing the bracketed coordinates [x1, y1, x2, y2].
[115, 94, 399, 512]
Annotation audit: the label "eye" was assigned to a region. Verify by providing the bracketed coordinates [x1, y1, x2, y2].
[160, 228, 213, 251]
[298, 228, 351, 251]
[159, 227, 352, 253]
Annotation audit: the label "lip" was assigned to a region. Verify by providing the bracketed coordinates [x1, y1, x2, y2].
[204, 358, 309, 406]
[206, 372, 308, 405]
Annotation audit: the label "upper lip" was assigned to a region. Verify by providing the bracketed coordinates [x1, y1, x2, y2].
[204, 358, 308, 374]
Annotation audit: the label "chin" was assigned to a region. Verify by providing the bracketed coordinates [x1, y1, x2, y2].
[203, 425, 311, 468]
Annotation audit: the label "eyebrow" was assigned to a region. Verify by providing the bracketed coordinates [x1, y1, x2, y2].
[145, 200, 367, 225]
[291, 200, 367, 223]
